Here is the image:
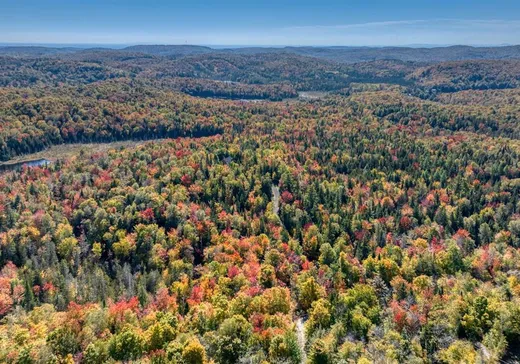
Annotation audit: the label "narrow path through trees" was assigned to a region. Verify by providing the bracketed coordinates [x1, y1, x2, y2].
[296, 318, 307, 364]
[272, 184, 280, 216]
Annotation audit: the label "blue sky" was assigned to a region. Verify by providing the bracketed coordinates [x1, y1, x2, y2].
[1, 0, 520, 46]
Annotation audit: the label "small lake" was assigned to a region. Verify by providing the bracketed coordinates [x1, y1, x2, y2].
[0, 158, 52, 172]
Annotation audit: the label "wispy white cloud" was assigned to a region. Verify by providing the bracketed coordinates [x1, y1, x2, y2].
[283, 19, 431, 31]
[284, 18, 520, 31]
[2, 19, 520, 46]
[275, 18, 520, 46]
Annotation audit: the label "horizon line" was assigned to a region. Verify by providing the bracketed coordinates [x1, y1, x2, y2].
[0, 42, 518, 49]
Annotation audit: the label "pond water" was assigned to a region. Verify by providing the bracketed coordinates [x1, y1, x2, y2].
[0, 158, 52, 172]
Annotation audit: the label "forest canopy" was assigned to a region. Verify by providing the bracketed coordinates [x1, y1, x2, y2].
[1, 45, 520, 363]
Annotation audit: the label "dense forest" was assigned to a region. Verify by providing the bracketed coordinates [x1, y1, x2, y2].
[1, 45, 520, 363]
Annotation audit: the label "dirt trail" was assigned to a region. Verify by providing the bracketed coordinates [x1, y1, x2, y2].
[296, 318, 307, 364]
[272, 185, 280, 216]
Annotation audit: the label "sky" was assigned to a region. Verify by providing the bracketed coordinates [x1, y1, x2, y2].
[1, 0, 520, 46]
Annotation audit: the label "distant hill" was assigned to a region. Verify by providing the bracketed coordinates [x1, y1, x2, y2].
[139, 52, 355, 90]
[406, 59, 520, 98]
[2, 44, 520, 98]
[2, 44, 520, 64]
[118, 44, 520, 63]
[235, 45, 520, 63]
[0, 46, 82, 57]
[4, 47, 520, 94]
[122, 44, 214, 57]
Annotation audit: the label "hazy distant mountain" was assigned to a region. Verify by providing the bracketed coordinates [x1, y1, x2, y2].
[116, 44, 520, 63]
[2, 44, 520, 64]
[122, 44, 214, 57]
[284, 45, 520, 63]
[224, 45, 520, 63]
[0, 46, 82, 57]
